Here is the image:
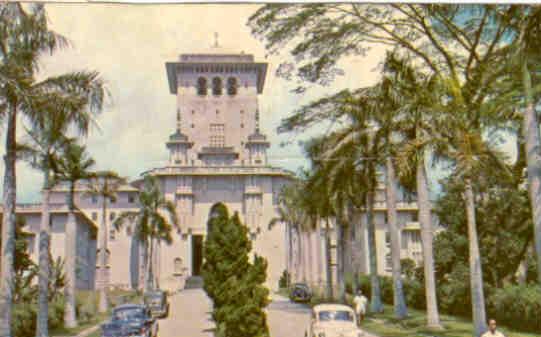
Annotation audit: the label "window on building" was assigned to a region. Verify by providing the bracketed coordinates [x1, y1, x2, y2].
[411, 211, 419, 222]
[109, 229, 116, 241]
[91, 195, 97, 204]
[212, 77, 223, 96]
[209, 123, 225, 148]
[174, 258, 183, 274]
[128, 194, 135, 203]
[401, 231, 409, 249]
[110, 212, 116, 221]
[385, 231, 390, 247]
[227, 77, 238, 95]
[197, 77, 207, 96]
[385, 253, 392, 271]
[91, 212, 97, 221]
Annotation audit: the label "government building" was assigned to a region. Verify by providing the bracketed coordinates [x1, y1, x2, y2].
[2, 48, 427, 294]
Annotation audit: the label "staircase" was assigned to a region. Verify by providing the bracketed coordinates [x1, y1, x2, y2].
[184, 276, 204, 289]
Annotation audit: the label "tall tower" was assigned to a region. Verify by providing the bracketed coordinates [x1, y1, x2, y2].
[157, 49, 292, 290]
[165, 53, 269, 167]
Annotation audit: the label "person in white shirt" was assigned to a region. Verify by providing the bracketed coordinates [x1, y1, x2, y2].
[481, 319, 506, 337]
[352, 290, 368, 324]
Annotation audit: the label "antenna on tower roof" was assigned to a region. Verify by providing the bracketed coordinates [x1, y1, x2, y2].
[213, 32, 220, 48]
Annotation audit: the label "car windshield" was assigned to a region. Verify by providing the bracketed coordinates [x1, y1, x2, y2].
[145, 293, 163, 304]
[112, 308, 145, 321]
[318, 310, 354, 322]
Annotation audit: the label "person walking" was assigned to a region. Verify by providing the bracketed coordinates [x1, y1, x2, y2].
[481, 319, 506, 337]
[353, 290, 368, 324]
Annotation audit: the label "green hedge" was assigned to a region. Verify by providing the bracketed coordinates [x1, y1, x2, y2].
[487, 285, 541, 333]
[347, 274, 541, 333]
[12, 297, 65, 337]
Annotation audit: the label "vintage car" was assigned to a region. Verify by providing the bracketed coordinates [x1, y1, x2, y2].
[144, 290, 170, 319]
[101, 304, 159, 337]
[306, 304, 364, 337]
[289, 283, 312, 303]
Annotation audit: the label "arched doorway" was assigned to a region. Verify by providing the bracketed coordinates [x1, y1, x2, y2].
[191, 203, 228, 276]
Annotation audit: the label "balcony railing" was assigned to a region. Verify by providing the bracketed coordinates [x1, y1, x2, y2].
[142, 165, 294, 177]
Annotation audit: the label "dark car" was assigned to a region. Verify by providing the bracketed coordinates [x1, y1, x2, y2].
[143, 290, 170, 319]
[101, 304, 158, 337]
[289, 283, 312, 303]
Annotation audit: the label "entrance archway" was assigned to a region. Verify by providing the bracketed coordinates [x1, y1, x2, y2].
[190, 203, 228, 277]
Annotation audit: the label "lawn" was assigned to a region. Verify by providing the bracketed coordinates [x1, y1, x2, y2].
[50, 312, 108, 337]
[50, 288, 143, 337]
[361, 305, 540, 337]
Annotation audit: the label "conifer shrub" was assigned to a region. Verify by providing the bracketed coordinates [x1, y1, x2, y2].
[202, 203, 270, 337]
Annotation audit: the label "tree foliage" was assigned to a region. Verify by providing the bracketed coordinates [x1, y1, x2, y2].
[202, 204, 270, 337]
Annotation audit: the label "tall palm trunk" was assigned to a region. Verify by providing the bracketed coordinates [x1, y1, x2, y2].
[146, 237, 154, 292]
[306, 230, 314, 287]
[0, 105, 17, 337]
[64, 183, 78, 328]
[367, 189, 383, 313]
[300, 231, 307, 282]
[36, 168, 52, 337]
[350, 210, 359, 294]
[324, 219, 333, 300]
[155, 241, 160, 289]
[336, 221, 346, 303]
[464, 179, 487, 337]
[285, 223, 291, 288]
[98, 196, 108, 313]
[141, 239, 148, 291]
[521, 60, 541, 284]
[416, 156, 441, 328]
[385, 157, 408, 318]
[295, 226, 304, 283]
[315, 220, 323, 290]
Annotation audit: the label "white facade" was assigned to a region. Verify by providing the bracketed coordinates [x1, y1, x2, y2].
[6, 50, 293, 292]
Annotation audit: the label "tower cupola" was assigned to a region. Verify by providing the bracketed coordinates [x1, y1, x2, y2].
[166, 109, 193, 165]
[245, 109, 270, 166]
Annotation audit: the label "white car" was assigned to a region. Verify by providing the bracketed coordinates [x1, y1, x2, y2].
[306, 304, 364, 337]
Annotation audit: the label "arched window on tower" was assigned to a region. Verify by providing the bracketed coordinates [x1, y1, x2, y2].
[212, 77, 222, 96]
[227, 77, 238, 95]
[197, 77, 207, 96]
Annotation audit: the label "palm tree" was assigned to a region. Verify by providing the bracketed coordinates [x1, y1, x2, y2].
[25, 79, 103, 336]
[54, 142, 96, 327]
[303, 145, 338, 301]
[113, 175, 178, 292]
[435, 72, 513, 335]
[506, 6, 541, 284]
[0, 5, 105, 335]
[268, 182, 307, 288]
[87, 171, 126, 312]
[388, 55, 444, 328]
[22, 116, 71, 335]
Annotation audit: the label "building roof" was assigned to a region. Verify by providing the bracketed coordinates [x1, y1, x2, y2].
[165, 52, 268, 94]
[0, 203, 99, 231]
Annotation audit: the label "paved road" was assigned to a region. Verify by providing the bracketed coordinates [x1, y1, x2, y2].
[158, 289, 214, 337]
[267, 293, 311, 337]
[158, 289, 311, 337]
